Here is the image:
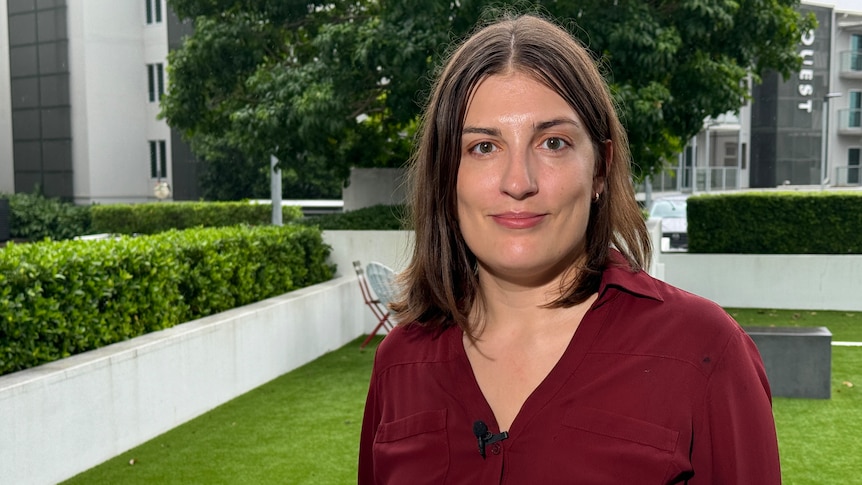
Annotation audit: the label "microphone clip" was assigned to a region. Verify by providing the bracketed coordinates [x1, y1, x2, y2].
[473, 420, 509, 459]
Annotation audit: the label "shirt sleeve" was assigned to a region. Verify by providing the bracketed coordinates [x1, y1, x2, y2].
[690, 326, 781, 483]
[358, 353, 381, 484]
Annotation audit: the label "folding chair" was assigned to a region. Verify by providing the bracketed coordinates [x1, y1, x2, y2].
[354, 261, 395, 349]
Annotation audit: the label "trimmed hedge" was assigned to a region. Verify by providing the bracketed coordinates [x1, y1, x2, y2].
[298, 204, 407, 230]
[0, 192, 91, 241]
[687, 191, 862, 254]
[90, 201, 303, 235]
[0, 224, 333, 376]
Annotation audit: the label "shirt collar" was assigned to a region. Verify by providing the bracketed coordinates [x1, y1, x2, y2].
[597, 249, 664, 303]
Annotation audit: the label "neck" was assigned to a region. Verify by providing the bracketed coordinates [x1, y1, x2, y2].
[470, 264, 582, 338]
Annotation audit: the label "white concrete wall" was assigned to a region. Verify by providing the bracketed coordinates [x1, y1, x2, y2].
[342, 167, 407, 211]
[0, 275, 369, 485]
[0, 0, 15, 193]
[2, 230, 861, 484]
[661, 252, 862, 311]
[326, 228, 862, 312]
[324, 230, 414, 276]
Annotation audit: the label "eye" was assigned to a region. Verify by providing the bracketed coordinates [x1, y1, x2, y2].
[540, 137, 569, 151]
[470, 141, 497, 155]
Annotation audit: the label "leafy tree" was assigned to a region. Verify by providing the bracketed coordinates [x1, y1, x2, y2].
[163, 0, 814, 198]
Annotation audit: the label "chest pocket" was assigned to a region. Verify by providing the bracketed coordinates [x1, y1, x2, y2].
[560, 406, 681, 483]
[373, 409, 449, 484]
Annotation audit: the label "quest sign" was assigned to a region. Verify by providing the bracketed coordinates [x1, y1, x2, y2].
[796, 29, 820, 114]
[778, 5, 831, 131]
[750, 5, 832, 187]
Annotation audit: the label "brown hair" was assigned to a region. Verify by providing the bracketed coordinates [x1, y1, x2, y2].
[392, 14, 650, 334]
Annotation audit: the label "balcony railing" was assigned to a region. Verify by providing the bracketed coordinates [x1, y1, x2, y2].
[690, 166, 739, 191]
[834, 166, 861, 186]
[642, 166, 739, 193]
[839, 51, 862, 78]
[838, 108, 862, 135]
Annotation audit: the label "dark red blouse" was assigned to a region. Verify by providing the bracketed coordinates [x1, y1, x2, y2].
[358, 259, 780, 484]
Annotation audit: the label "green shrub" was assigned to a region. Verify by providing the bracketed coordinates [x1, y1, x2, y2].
[0, 192, 91, 241]
[90, 201, 303, 235]
[0, 224, 333, 376]
[298, 204, 407, 230]
[687, 192, 862, 254]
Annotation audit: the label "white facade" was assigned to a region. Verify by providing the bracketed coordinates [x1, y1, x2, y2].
[0, 1, 14, 194]
[68, 0, 172, 203]
[2, 0, 178, 203]
[829, 3, 862, 186]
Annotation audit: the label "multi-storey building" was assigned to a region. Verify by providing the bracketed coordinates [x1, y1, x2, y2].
[647, 0, 862, 194]
[0, 0, 198, 203]
[3, 1, 860, 202]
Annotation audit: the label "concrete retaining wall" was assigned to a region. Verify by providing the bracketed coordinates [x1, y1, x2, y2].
[3, 229, 861, 484]
[661, 253, 862, 311]
[326, 228, 862, 312]
[0, 276, 369, 485]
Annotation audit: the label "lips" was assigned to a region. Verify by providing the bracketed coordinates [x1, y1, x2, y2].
[491, 212, 547, 229]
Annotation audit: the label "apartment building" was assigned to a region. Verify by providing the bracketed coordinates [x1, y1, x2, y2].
[0, 0, 198, 203]
[3, 1, 860, 202]
[647, 0, 862, 194]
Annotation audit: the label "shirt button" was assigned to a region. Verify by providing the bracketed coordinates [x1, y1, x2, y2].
[491, 443, 502, 455]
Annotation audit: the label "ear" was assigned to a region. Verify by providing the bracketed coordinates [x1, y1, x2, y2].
[594, 140, 612, 195]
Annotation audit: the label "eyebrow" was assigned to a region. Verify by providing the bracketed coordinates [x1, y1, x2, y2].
[535, 117, 581, 131]
[462, 126, 501, 137]
[461, 117, 582, 137]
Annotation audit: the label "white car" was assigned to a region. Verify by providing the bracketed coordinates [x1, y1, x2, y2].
[649, 196, 688, 251]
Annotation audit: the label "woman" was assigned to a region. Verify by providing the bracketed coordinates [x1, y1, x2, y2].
[358, 14, 779, 484]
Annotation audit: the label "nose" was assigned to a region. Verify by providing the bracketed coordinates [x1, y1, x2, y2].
[500, 149, 538, 200]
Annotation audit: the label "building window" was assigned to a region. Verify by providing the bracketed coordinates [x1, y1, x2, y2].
[724, 142, 738, 167]
[849, 148, 860, 185]
[150, 140, 167, 178]
[147, 63, 165, 102]
[852, 34, 862, 71]
[146, 0, 162, 24]
[850, 91, 861, 129]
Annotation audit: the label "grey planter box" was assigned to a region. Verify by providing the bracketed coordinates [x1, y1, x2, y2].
[743, 326, 832, 399]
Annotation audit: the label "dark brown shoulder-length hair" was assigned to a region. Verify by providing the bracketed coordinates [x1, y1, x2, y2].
[391, 13, 651, 335]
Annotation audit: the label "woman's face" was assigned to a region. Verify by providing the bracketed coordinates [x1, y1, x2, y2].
[456, 72, 602, 287]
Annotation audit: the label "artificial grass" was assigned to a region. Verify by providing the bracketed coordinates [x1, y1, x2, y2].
[726, 308, 862, 484]
[726, 307, 862, 341]
[62, 335, 382, 485]
[773, 347, 862, 484]
[64, 310, 861, 484]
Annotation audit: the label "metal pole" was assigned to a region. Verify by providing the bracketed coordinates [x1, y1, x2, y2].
[271, 154, 283, 226]
[821, 93, 843, 190]
[644, 176, 652, 210]
[737, 119, 743, 190]
[691, 136, 698, 194]
[705, 126, 711, 192]
[820, 102, 827, 190]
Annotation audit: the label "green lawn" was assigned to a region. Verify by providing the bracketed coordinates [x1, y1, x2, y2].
[62, 336, 381, 485]
[727, 307, 862, 341]
[64, 310, 861, 484]
[725, 309, 862, 484]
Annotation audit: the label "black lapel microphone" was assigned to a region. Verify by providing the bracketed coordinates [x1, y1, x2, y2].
[473, 420, 509, 459]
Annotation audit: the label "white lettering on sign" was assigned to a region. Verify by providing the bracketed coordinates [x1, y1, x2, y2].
[797, 30, 816, 113]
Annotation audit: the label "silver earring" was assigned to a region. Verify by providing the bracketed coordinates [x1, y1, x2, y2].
[593, 192, 600, 202]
